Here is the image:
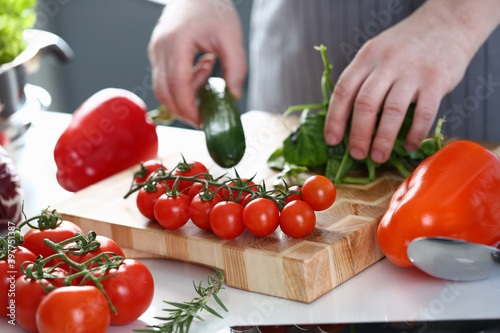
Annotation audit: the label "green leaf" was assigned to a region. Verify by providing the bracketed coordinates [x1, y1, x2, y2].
[274, 162, 308, 186]
[324, 157, 342, 182]
[202, 304, 223, 319]
[267, 147, 285, 170]
[212, 293, 228, 312]
[185, 316, 194, 332]
[283, 109, 329, 167]
[163, 301, 191, 309]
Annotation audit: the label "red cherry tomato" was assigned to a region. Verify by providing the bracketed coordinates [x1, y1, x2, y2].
[284, 185, 302, 204]
[54, 235, 125, 272]
[134, 160, 166, 183]
[209, 201, 245, 239]
[188, 182, 204, 200]
[22, 221, 83, 259]
[15, 275, 50, 332]
[239, 193, 254, 207]
[242, 198, 279, 237]
[187, 182, 222, 201]
[136, 181, 168, 220]
[14, 267, 70, 332]
[279, 200, 316, 238]
[301, 175, 336, 211]
[76, 235, 125, 265]
[224, 179, 257, 202]
[172, 161, 208, 192]
[0, 246, 38, 317]
[95, 259, 154, 325]
[4, 246, 37, 278]
[0, 261, 10, 318]
[190, 193, 221, 231]
[36, 286, 110, 333]
[154, 193, 191, 229]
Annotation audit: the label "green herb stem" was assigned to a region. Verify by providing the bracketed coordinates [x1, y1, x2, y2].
[21, 232, 124, 314]
[135, 269, 227, 333]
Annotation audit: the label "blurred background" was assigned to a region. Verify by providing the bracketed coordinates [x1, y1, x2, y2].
[27, 0, 254, 127]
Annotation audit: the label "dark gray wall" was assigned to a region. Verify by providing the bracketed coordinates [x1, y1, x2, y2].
[28, 0, 253, 128]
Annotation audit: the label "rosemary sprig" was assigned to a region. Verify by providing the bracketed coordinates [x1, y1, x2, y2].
[135, 268, 228, 333]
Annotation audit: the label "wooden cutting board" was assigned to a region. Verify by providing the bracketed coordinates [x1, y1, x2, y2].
[55, 111, 488, 303]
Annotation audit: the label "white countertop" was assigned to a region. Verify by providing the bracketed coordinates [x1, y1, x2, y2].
[2, 110, 500, 332]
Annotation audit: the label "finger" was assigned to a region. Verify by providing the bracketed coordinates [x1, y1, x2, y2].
[404, 89, 442, 152]
[217, 37, 247, 99]
[370, 80, 416, 163]
[152, 65, 175, 112]
[324, 67, 368, 146]
[150, 43, 178, 121]
[191, 53, 216, 91]
[168, 42, 200, 127]
[348, 71, 393, 160]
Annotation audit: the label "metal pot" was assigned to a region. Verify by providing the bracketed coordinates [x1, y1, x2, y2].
[0, 29, 73, 123]
[0, 29, 73, 144]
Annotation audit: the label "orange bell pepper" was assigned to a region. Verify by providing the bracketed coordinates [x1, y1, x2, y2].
[377, 140, 500, 267]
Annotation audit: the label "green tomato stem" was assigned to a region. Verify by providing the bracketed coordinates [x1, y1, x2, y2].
[22, 234, 124, 315]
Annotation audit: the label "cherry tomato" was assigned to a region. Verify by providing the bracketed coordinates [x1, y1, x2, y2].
[134, 160, 165, 183]
[23, 221, 83, 259]
[301, 175, 336, 211]
[188, 182, 204, 200]
[190, 193, 221, 231]
[154, 193, 190, 229]
[0, 245, 38, 317]
[15, 275, 49, 332]
[279, 200, 316, 238]
[0, 260, 13, 318]
[239, 192, 255, 207]
[172, 161, 208, 192]
[95, 259, 154, 325]
[223, 179, 257, 202]
[136, 181, 168, 220]
[14, 267, 70, 332]
[36, 286, 110, 333]
[209, 201, 245, 239]
[76, 235, 125, 265]
[284, 185, 302, 204]
[55, 235, 125, 271]
[4, 246, 37, 278]
[242, 198, 279, 237]
[188, 182, 221, 201]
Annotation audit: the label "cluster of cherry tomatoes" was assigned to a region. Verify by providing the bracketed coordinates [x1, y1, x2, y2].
[133, 159, 337, 239]
[0, 214, 154, 333]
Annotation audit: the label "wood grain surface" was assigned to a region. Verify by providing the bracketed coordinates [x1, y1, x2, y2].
[53, 111, 500, 303]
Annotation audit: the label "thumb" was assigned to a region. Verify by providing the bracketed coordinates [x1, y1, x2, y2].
[191, 53, 216, 92]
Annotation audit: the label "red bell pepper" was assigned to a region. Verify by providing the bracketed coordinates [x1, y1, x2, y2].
[377, 140, 500, 267]
[54, 88, 158, 192]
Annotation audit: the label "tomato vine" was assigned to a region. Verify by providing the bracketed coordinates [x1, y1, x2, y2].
[124, 159, 302, 212]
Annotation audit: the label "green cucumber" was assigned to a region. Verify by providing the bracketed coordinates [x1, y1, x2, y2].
[198, 77, 246, 168]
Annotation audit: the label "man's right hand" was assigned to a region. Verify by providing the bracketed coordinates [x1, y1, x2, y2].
[148, 0, 247, 128]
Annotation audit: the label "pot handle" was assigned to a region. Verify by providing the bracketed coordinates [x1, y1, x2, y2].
[23, 29, 74, 62]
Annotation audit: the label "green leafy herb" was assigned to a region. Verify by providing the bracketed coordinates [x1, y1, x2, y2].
[0, 0, 37, 65]
[135, 268, 228, 333]
[268, 44, 443, 186]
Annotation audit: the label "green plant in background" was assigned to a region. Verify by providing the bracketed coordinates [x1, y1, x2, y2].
[0, 0, 37, 65]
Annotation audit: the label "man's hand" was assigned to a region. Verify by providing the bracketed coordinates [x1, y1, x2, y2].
[324, 0, 500, 163]
[148, 0, 247, 127]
